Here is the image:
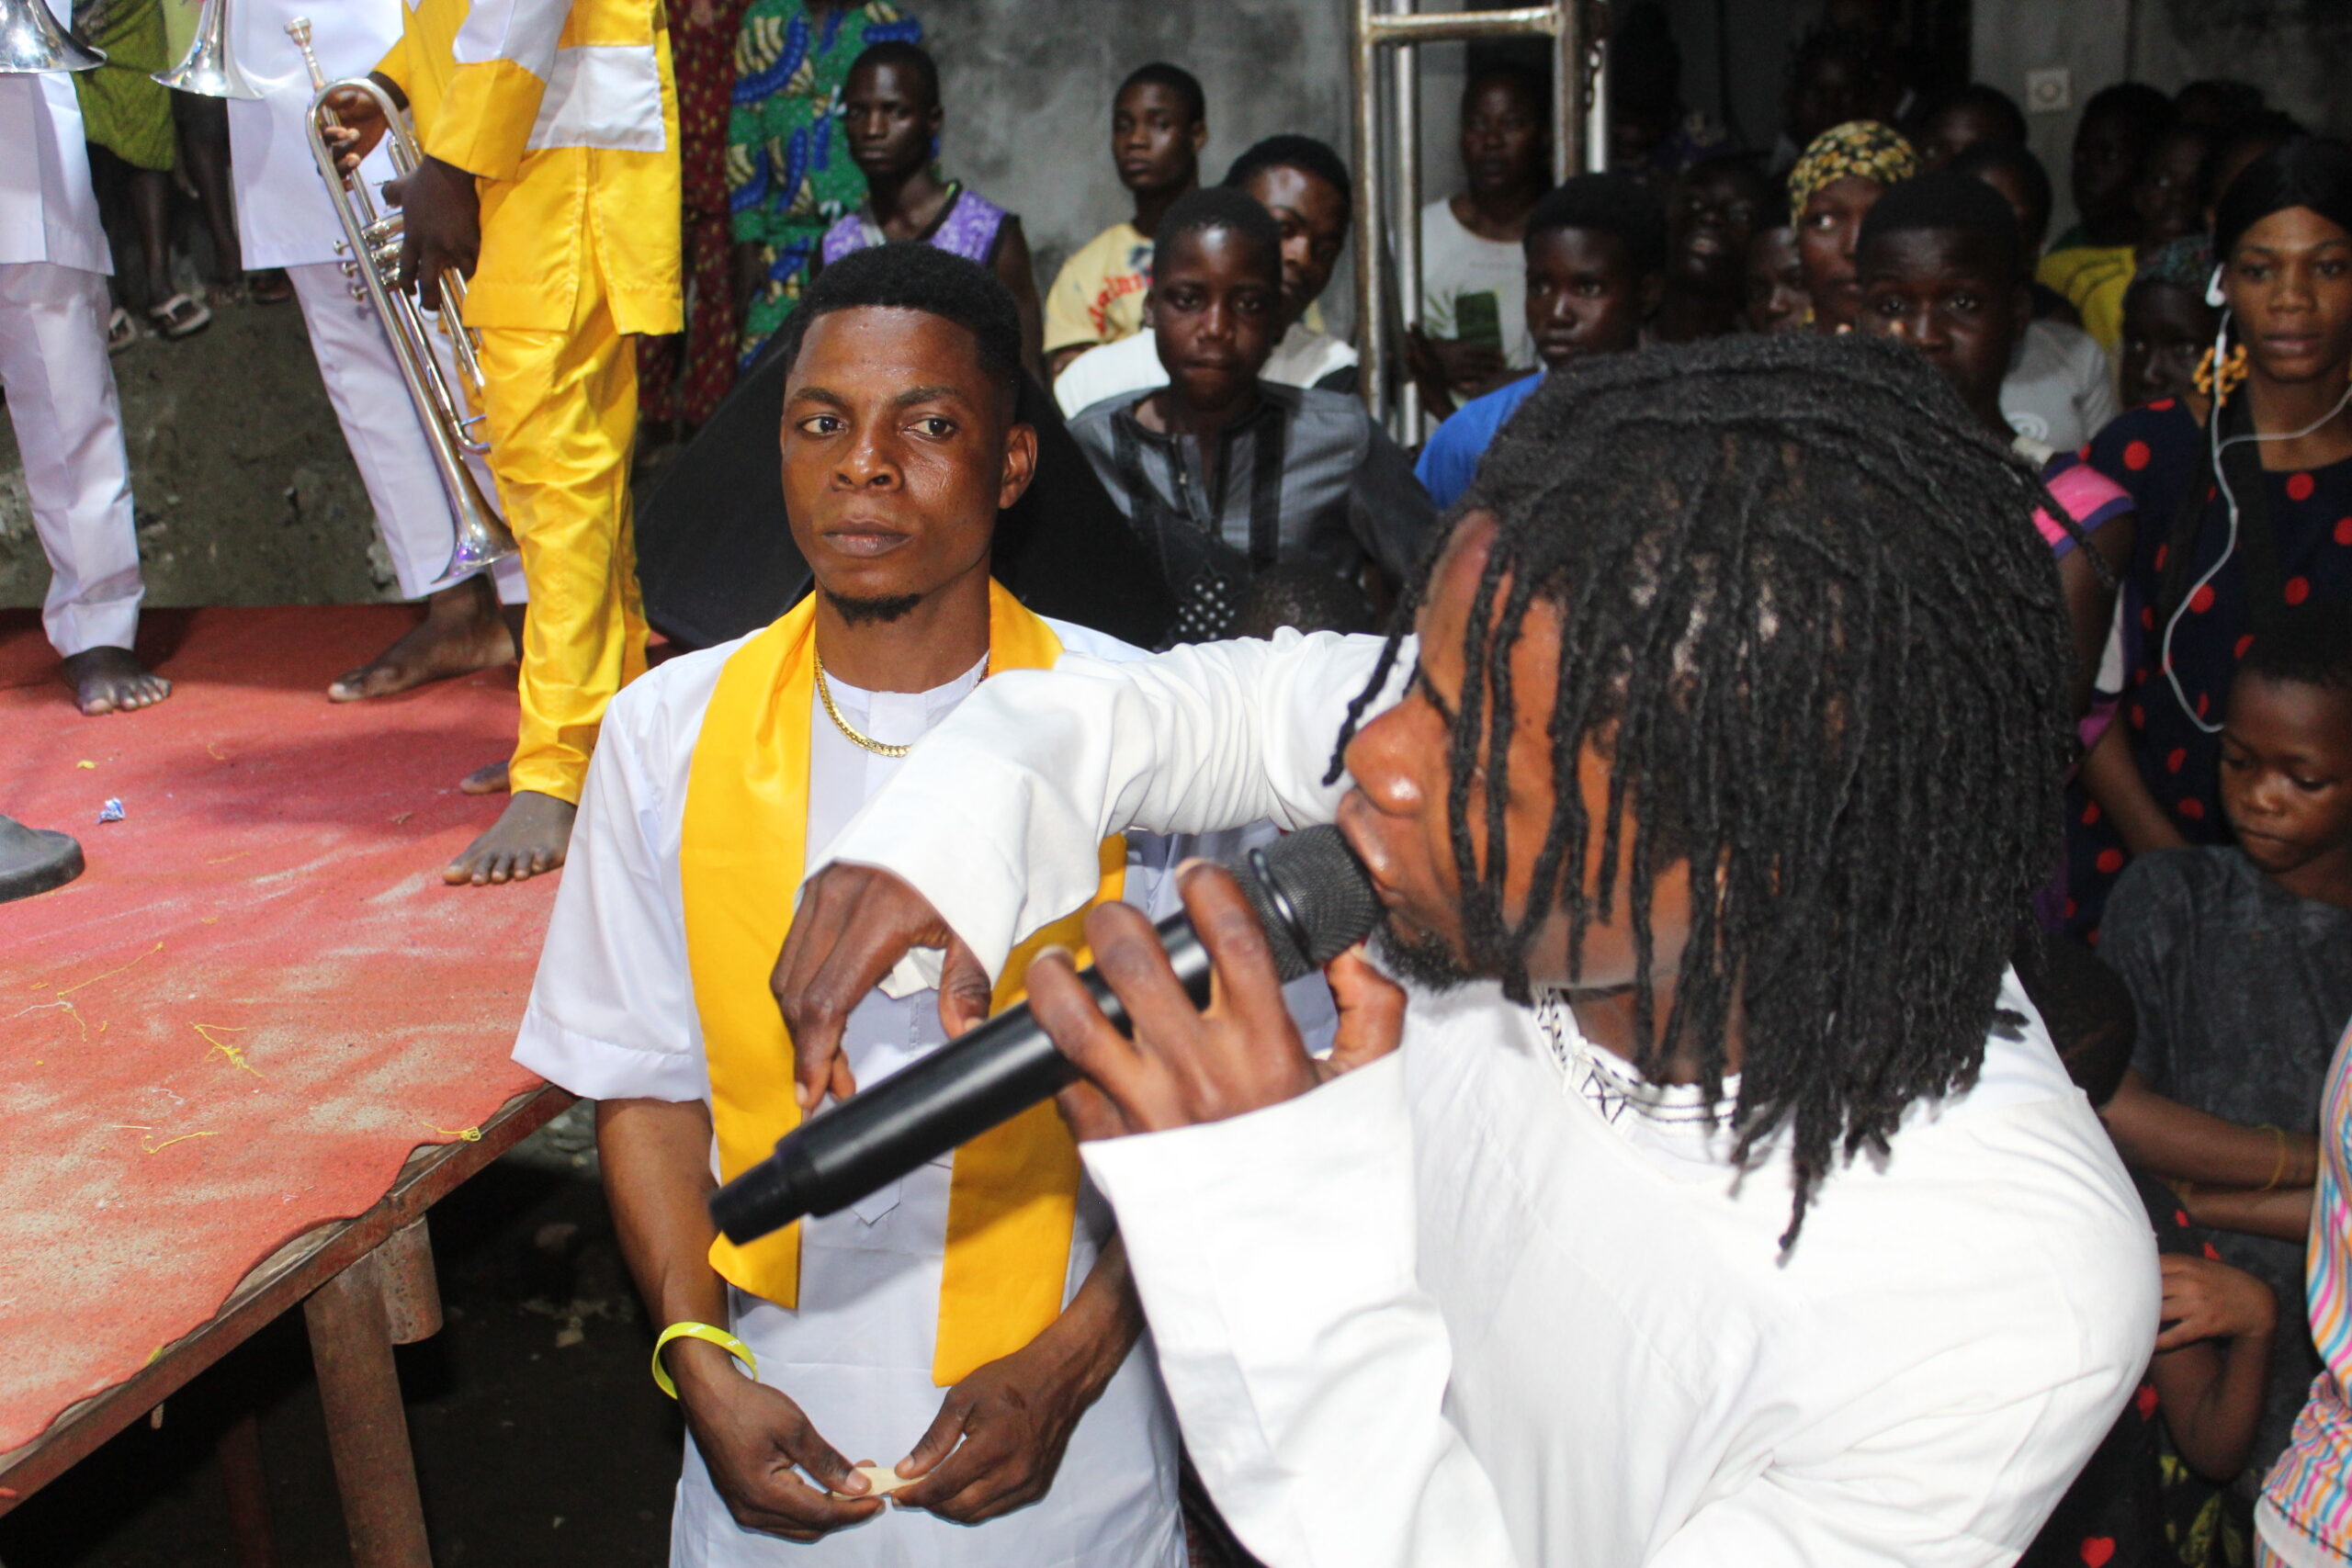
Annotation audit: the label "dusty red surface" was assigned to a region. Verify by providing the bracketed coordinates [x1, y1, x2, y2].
[0, 607, 557, 1455]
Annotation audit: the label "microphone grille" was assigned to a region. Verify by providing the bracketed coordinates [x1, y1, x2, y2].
[1233, 825, 1381, 983]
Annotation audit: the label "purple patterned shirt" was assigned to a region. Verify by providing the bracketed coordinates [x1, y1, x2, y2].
[820, 185, 1007, 267]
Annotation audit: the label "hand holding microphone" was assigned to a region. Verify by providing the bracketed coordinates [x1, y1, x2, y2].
[1038, 857, 1410, 1145]
[714, 827, 1385, 1246]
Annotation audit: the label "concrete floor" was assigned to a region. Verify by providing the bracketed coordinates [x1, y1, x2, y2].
[0, 1106, 680, 1568]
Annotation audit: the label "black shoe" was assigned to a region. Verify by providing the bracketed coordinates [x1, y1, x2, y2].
[0, 814, 85, 903]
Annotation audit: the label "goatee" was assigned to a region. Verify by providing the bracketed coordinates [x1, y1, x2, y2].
[824, 589, 924, 626]
[1372, 912, 1476, 993]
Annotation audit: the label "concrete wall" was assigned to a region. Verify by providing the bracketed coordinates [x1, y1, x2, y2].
[2130, 0, 2352, 138]
[925, 0, 1357, 322]
[1973, 0, 2352, 239]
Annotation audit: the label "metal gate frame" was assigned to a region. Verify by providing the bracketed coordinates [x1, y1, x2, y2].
[1351, 1, 1610, 434]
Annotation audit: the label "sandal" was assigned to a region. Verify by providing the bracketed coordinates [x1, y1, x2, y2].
[246, 269, 292, 305]
[146, 292, 212, 341]
[104, 307, 137, 355]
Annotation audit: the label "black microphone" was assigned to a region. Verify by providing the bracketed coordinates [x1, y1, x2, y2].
[708, 824, 1379, 1246]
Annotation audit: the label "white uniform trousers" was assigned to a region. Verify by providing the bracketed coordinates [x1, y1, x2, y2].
[288, 262, 527, 605]
[0, 260, 141, 658]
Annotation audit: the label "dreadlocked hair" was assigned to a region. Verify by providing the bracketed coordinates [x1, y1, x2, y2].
[1330, 333, 2074, 1248]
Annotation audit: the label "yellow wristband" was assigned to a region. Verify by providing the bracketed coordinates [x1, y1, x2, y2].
[651, 1321, 757, 1400]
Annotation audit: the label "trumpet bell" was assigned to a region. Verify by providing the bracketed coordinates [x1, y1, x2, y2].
[153, 0, 260, 97]
[0, 0, 105, 73]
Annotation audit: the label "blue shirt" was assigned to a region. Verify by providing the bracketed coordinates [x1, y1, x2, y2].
[1414, 373, 1543, 510]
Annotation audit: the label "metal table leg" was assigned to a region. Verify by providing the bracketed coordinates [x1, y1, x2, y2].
[303, 1248, 434, 1568]
[217, 1407, 277, 1568]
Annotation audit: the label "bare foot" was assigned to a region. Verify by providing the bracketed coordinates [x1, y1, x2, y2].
[61, 647, 172, 715]
[329, 575, 514, 702]
[444, 790, 574, 886]
[458, 760, 509, 795]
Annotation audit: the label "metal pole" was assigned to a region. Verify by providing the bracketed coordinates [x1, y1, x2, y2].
[304, 1251, 434, 1568]
[1352, 0, 1385, 423]
[1554, 0, 1580, 182]
[1351, 0, 1583, 426]
[1584, 2, 1610, 173]
[217, 1409, 279, 1568]
[1390, 0, 1421, 443]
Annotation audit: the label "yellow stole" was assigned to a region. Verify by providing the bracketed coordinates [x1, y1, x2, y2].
[682, 582, 1123, 1386]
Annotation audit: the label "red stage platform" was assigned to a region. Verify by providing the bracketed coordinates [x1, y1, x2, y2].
[0, 607, 558, 1456]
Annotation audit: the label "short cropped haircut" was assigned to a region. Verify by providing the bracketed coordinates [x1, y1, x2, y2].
[1789, 24, 1886, 87]
[1525, 173, 1668, 276]
[1118, 62, 1204, 125]
[1924, 83, 2028, 147]
[1224, 134, 1353, 224]
[2243, 602, 2352, 697]
[846, 39, 938, 110]
[1153, 186, 1283, 284]
[1858, 169, 2025, 280]
[772, 243, 1024, 405]
[2080, 82, 2175, 144]
[1233, 562, 1374, 638]
[1949, 140, 2054, 248]
[1464, 60, 1551, 119]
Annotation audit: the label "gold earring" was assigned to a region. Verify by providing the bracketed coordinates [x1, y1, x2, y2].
[2194, 344, 2250, 402]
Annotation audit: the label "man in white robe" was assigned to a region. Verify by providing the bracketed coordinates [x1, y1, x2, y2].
[222, 0, 527, 703]
[514, 245, 1185, 1566]
[781, 337, 2165, 1567]
[0, 0, 169, 716]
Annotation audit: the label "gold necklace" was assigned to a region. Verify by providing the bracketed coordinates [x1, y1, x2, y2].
[812, 647, 987, 758]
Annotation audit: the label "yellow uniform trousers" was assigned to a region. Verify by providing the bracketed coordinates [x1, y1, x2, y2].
[476, 247, 649, 804]
[379, 0, 681, 805]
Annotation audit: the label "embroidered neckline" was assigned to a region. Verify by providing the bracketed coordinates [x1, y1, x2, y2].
[1532, 989, 1733, 1129]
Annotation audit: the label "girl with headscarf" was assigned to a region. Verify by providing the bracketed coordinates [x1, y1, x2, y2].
[1787, 118, 1918, 333]
[2063, 138, 2352, 940]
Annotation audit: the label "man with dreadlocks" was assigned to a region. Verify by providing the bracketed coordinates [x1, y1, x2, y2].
[775, 334, 2158, 1565]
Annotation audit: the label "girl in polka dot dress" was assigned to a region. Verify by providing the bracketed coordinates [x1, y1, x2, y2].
[2061, 139, 2352, 940]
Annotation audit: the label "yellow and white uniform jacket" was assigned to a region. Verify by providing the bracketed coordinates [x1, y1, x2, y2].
[377, 0, 681, 334]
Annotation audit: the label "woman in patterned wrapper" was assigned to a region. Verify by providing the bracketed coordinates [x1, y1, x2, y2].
[807, 40, 1044, 381]
[728, 0, 923, 364]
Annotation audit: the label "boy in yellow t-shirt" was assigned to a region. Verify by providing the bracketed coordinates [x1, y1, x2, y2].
[1043, 62, 1204, 378]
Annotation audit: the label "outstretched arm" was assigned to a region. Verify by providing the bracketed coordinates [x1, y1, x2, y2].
[777, 631, 1405, 1101]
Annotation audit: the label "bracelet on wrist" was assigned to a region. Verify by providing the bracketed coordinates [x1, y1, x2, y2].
[652, 1321, 756, 1399]
[2260, 1125, 2290, 1194]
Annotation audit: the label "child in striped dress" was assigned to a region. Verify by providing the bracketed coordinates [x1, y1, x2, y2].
[2249, 612, 2352, 1566]
[2264, 1019, 2352, 1565]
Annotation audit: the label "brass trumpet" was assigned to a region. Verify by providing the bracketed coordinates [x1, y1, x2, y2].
[287, 17, 516, 579]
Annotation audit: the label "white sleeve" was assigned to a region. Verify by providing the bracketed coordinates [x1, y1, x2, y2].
[511, 714, 706, 1103]
[451, 0, 569, 77]
[1081, 1057, 1521, 1568]
[816, 629, 1406, 980]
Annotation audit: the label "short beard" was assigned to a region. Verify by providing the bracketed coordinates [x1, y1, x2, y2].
[823, 589, 923, 626]
[1372, 911, 1477, 993]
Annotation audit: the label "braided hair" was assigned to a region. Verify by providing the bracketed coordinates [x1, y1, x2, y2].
[1331, 333, 2073, 1245]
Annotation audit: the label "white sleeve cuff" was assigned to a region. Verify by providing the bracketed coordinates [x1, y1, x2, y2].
[512, 1001, 706, 1102]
